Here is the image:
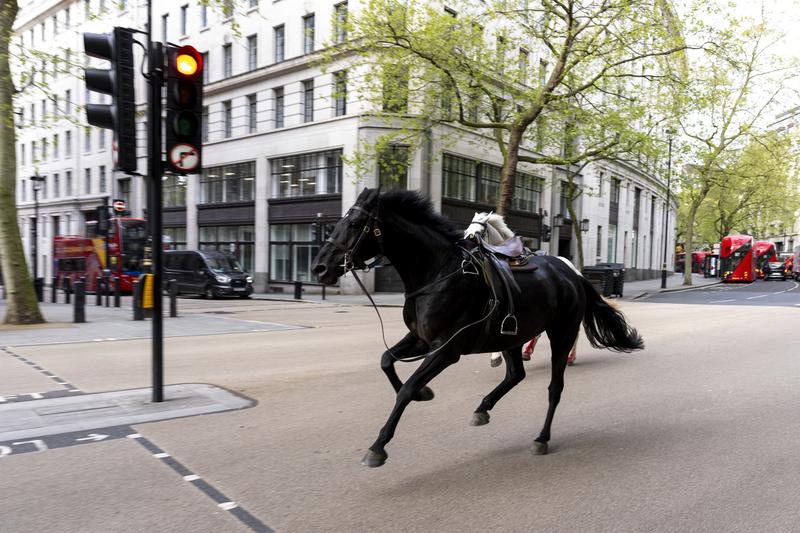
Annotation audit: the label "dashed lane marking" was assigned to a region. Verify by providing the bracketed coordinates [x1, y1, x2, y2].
[710, 299, 736, 303]
[2, 347, 82, 393]
[746, 295, 768, 300]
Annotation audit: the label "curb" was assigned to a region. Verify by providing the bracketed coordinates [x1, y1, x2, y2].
[630, 281, 723, 301]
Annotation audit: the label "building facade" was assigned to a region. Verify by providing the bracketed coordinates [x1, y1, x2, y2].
[14, 0, 677, 293]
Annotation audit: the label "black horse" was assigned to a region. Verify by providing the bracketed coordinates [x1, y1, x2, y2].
[311, 188, 644, 467]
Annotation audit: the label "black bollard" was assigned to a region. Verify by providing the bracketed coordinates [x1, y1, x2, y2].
[64, 278, 71, 304]
[133, 280, 144, 321]
[169, 279, 178, 317]
[34, 278, 44, 302]
[104, 275, 110, 307]
[74, 281, 86, 323]
[322, 284, 326, 300]
[95, 277, 102, 306]
[113, 276, 121, 308]
[294, 281, 302, 299]
[51, 277, 57, 303]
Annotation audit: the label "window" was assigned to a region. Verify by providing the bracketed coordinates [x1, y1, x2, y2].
[247, 35, 257, 70]
[84, 127, 91, 152]
[513, 172, 543, 212]
[274, 87, 284, 128]
[201, 52, 209, 83]
[248, 94, 257, 133]
[52, 15, 57, 37]
[270, 223, 328, 282]
[65, 89, 72, 111]
[42, 137, 48, 160]
[53, 173, 60, 197]
[99, 165, 106, 192]
[519, 49, 528, 82]
[202, 105, 209, 141]
[479, 164, 501, 205]
[610, 178, 621, 205]
[271, 149, 342, 198]
[163, 227, 187, 250]
[21, 179, 26, 202]
[66, 171, 72, 196]
[249, 0, 258, 8]
[303, 14, 315, 54]
[223, 44, 232, 77]
[596, 226, 603, 259]
[98, 129, 106, 150]
[20, 143, 25, 167]
[180, 5, 188, 35]
[163, 175, 187, 207]
[303, 80, 314, 122]
[117, 178, 131, 205]
[442, 154, 476, 201]
[53, 134, 59, 159]
[559, 180, 569, 216]
[161, 14, 168, 42]
[334, 71, 347, 116]
[382, 65, 409, 113]
[377, 146, 409, 189]
[200, 225, 254, 273]
[65, 131, 72, 157]
[65, 6, 71, 27]
[200, 161, 255, 203]
[40, 176, 47, 199]
[223, 100, 232, 138]
[607, 224, 618, 262]
[273, 25, 284, 62]
[200, 4, 207, 27]
[84, 168, 92, 194]
[31, 141, 37, 162]
[334, 2, 348, 44]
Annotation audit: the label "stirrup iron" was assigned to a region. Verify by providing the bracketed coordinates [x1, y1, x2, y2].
[500, 314, 518, 336]
[461, 259, 479, 276]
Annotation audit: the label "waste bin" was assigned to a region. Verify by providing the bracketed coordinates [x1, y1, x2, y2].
[581, 266, 613, 297]
[596, 263, 625, 297]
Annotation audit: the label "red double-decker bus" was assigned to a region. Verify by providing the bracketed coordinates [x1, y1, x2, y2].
[53, 218, 148, 292]
[720, 234, 755, 283]
[753, 241, 778, 279]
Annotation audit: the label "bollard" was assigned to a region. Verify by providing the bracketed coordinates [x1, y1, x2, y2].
[322, 284, 326, 300]
[168, 279, 178, 318]
[51, 277, 57, 303]
[104, 275, 111, 307]
[132, 280, 144, 321]
[95, 277, 102, 306]
[113, 276, 121, 308]
[294, 281, 302, 300]
[34, 277, 44, 302]
[64, 277, 71, 304]
[73, 281, 86, 323]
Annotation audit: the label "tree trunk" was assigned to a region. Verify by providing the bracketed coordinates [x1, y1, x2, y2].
[496, 127, 523, 216]
[0, 0, 44, 324]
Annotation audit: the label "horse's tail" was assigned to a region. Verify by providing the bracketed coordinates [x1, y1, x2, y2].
[580, 277, 644, 353]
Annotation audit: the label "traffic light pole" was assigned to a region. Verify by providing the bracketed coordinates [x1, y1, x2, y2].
[148, 41, 165, 403]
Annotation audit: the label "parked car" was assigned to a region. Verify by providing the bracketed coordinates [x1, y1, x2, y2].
[163, 250, 253, 298]
[763, 261, 787, 281]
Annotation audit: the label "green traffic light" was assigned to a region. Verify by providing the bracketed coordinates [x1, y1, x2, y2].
[173, 111, 199, 138]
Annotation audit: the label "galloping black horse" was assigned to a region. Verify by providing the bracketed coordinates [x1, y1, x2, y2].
[311, 188, 644, 467]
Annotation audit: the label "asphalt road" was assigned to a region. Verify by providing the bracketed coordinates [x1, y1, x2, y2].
[642, 277, 800, 307]
[1, 290, 800, 532]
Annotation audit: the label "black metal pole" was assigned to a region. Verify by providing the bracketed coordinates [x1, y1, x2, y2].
[113, 276, 121, 307]
[32, 187, 38, 282]
[73, 281, 86, 323]
[148, 34, 165, 403]
[661, 135, 673, 289]
[169, 279, 177, 317]
[51, 276, 57, 303]
[64, 277, 71, 304]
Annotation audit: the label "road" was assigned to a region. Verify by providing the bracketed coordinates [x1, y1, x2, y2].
[1, 286, 799, 532]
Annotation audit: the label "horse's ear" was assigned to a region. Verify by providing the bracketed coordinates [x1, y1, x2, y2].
[356, 188, 372, 203]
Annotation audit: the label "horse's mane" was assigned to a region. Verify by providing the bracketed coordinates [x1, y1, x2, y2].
[379, 189, 462, 241]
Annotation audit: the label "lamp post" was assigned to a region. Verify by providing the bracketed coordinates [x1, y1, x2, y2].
[661, 130, 674, 289]
[30, 175, 46, 301]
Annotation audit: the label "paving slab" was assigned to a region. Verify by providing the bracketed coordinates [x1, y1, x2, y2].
[0, 353, 59, 397]
[0, 383, 255, 442]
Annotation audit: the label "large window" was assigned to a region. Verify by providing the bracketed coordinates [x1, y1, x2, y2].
[334, 2, 348, 44]
[223, 44, 232, 77]
[442, 154, 476, 201]
[248, 94, 257, 133]
[247, 35, 257, 70]
[512, 171, 543, 212]
[479, 164, 501, 205]
[303, 14, 315, 54]
[163, 175, 187, 207]
[201, 161, 255, 203]
[271, 149, 342, 198]
[274, 25, 285, 62]
[223, 100, 232, 137]
[334, 70, 347, 116]
[270, 222, 333, 282]
[303, 80, 314, 122]
[274, 87, 284, 128]
[164, 227, 187, 250]
[199, 225, 254, 273]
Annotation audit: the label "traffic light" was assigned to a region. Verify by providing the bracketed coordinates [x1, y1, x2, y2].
[83, 28, 137, 172]
[542, 224, 551, 242]
[165, 45, 203, 174]
[96, 205, 111, 235]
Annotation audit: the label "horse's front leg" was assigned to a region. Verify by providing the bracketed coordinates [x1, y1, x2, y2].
[362, 350, 458, 468]
[470, 345, 526, 426]
[380, 333, 435, 401]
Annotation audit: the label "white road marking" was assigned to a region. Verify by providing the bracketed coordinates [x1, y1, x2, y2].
[153, 452, 170, 458]
[126, 434, 143, 439]
[218, 502, 238, 511]
[183, 474, 200, 481]
[12, 439, 48, 452]
[69, 389, 82, 393]
[710, 299, 736, 303]
[76, 434, 108, 442]
[746, 295, 768, 300]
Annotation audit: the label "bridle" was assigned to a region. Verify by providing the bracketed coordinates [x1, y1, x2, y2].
[325, 203, 384, 273]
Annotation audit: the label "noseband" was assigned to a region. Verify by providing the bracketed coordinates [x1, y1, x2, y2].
[326, 203, 384, 272]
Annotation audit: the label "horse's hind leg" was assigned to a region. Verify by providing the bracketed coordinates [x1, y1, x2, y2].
[470, 346, 526, 426]
[532, 327, 579, 455]
[380, 333, 434, 401]
[362, 351, 457, 467]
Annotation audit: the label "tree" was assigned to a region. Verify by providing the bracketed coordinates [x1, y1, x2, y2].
[0, 0, 44, 324]
[322, 0, 688, 232]
[674, 15, 799, 285]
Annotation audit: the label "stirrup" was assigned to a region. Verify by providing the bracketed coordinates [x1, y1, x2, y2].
[500, 314, 518, 336]
[461, 259, 479, 276]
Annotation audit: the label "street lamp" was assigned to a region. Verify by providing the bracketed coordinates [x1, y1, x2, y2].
[580, 219, 590, 233]
[661, 129, 675, 289]
[30, 174, 46, 301]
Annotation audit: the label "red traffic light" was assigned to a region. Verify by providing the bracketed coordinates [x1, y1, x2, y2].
[174, 45, 202, 77]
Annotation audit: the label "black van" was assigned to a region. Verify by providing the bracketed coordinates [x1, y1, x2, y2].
[163, 250, 253, 299]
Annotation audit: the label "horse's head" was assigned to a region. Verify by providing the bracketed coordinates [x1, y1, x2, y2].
[311, 188, 383, 285]
[464, 212, 491, 240]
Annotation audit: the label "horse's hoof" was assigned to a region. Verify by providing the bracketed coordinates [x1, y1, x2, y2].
[360, 449, 388, 468]
[470, 411, 490, 426]
[490, 357, 502, 367]
[531, 440, 549, 455]
[414, 386, 435, 402]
